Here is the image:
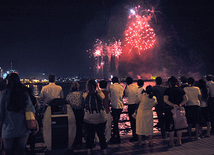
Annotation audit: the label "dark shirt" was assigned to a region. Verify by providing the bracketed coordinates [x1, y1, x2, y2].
[101, 89, 110, 113]
[153, 86, 166, 107]
[164, 87, 186, 106]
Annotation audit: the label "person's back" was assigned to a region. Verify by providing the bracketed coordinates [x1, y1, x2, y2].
[109, 77, 124, 144]
[153, 77, 166, 108]
[40, 74, 64, 105]
[184, 86, 201, 106]
[109, 78, 124, 109]
[125, 83, 138, 105]
[184, 77, 201, 106]
[124, 77, 138, 142]
[0, 73, 36, 155]
[206, 74, 214, 97]
[206, 74, 214, 133]
[137, 79, 145, 96]
[152, 77, 166, 138]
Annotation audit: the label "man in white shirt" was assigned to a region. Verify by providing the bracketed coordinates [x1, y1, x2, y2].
[109, 77, 124, 144]
[124, 77, 138, 142]
[39, 74, 64, 105]
[206, 74, 214, 132]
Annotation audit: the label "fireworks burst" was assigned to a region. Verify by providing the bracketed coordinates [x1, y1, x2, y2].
[107, 39, 122, 57]
[124, 5, 156, 54]
[87, 38, 122, 78]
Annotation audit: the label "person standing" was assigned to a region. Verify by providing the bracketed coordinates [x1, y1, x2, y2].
[153, 77, 166, 139]
[39, 74, 64, 106]
[198, 79, 211, 137]
[83, 79, 107, 154]
[99, 80, 111, 143]
[66, 81, 84, 147]
[124, 77, 138, 142]
[135, 86, 157, 146]
[164, 76, 188, 146]
[109, 77, 124, 144]
[137, 79, 145, 96]
[206, 74, 214, 133]
[184, 77, 201, 140]
[0, 73, 36, 155]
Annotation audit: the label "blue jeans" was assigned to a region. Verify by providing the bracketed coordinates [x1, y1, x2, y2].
[3, 135, 29, 155]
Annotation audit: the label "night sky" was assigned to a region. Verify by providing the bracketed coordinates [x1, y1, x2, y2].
[0, 0, 214, 78]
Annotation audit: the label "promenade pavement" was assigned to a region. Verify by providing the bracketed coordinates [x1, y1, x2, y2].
[28, 129, 214, 155]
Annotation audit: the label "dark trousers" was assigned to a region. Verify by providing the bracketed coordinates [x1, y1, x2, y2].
[86, 122, 107, 150]
[73, 108, 84, 146]
[208, 97, 214, 131]
[128, 104, 137, 138]
[111, 108, 123, 139]
[155, 106, 166, 138]
[28, 133, 36, 151]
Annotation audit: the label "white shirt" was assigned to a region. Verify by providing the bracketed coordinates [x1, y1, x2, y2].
[206, 81, 214, 97]
[124, 83, 138, 105]
[184, 86, 201, 106]
[109, 83, 124, 109]
[40, 83, 64, 105]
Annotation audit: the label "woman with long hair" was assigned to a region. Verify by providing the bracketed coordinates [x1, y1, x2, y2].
[83, 79, 107, 154]
[0, 73, 36, 155]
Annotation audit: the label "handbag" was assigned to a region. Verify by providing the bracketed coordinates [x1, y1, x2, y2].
[84, 109, 107, 124]
[25, 104, 38, 130]
[171, 107, 188, 130]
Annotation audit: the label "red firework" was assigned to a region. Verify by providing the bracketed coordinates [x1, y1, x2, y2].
[124, 7, 156, 55]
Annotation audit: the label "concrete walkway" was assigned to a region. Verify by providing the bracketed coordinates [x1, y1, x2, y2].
[28, 131, 214, 155]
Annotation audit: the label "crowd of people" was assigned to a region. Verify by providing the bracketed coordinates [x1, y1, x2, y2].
[0, 73, 214, 154]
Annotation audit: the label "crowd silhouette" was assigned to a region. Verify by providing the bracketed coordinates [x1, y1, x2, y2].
[0, 73, 214, 154]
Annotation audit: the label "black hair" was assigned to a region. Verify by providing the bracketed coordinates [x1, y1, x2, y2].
[137, 79, 144, 87]
[7, 73, 28, 112]
[99, 80, 107, 89]
[155, 77, 162, 85]
[206, 74, 213, 81]
[187, 77, 195, 86]
[87, 79, 97, 92]
[198, 79, 208, 100]
[112, 76, 119, 83]
[168, 76, 177, 87]
[146, 85, 154, 99]
[180, 76, 188, 83]
[126, 77, 133, 85]
[49, 74, 56, 83]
